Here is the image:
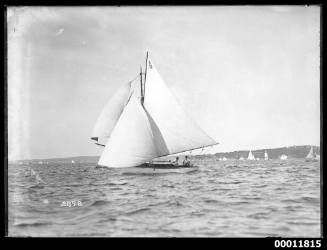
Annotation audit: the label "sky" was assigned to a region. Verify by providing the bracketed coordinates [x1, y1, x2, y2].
[7, 6, 320, 160]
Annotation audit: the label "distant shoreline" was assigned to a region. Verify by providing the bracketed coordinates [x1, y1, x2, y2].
[9, 145, 320, 163]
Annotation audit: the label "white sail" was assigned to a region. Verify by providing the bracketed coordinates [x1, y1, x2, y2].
[264, 150, 268, 160]
[280, 154, 287, 160]
[143, 57, 217, 155]
[91, 81, 132, 145]
[306, 147, 314, 159]
[98, 95, 168, 168]
[96, 54, 217, 168]
[247, 150, 255, 160]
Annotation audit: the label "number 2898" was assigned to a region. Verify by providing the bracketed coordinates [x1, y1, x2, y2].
[61, 200, 82, 207]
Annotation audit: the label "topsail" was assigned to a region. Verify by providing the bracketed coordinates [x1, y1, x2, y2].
[93, 53, 218, 168]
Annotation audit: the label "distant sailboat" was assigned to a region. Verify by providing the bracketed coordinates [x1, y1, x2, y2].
[91, 52, 218, 173]
[305, 146, 318, 162]
[280, 154, 288, 160]
[264, 150, 268, 160]
[30, 168, 46, 184]
[247, 150, 255, 160]
[30, 168, 36, 177]
[222, 157, 227, 161]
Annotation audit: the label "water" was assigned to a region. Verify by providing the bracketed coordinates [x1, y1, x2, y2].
[8, 159, 321, 237]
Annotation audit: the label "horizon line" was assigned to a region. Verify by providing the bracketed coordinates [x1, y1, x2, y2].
[8, 144, 320, 162]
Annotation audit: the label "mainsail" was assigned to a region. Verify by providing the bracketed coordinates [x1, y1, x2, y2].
[143, 58, 217, 155]
[247, 150, 255, 160]
[94, 53, 218, 168]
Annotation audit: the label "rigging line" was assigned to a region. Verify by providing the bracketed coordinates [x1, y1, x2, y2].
[155, 142, 220, 159]
[128, 73, 140, 84]
[124, 72, 141, 107]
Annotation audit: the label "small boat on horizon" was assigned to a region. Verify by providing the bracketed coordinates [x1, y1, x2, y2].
[264, 150, 269, 160]
[247, 150, 255, 161]
[305, 146, 319, 162]
[280, 154, 288, 160]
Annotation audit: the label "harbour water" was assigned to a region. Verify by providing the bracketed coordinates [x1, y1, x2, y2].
[8, 158, 320, 237]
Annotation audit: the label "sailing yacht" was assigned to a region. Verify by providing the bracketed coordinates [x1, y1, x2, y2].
[305, 146, 318, 162]
[280, 154, 288, 160]
[91, 52, 218, 173]
[264, 150, 268, 160]
[247, 150, 255, 160]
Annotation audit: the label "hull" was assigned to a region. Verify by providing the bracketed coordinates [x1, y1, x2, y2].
[122, 166, 198, 174]
[122, 163, 199, 174]
[305, 158, 318, 162]
[97, 163, 199, 174]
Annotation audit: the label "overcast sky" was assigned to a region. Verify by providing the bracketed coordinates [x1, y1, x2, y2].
[7, 6, 320, 160]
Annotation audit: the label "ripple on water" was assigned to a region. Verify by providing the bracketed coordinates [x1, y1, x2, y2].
[125, 208, 150, 216]
[8, 160, 320, 237]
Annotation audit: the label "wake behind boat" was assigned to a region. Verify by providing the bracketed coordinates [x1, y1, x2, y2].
[91, 52, 218, 173]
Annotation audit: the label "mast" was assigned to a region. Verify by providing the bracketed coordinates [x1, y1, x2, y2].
[144, 51, 149, 98]
[140, 66, 144, 105]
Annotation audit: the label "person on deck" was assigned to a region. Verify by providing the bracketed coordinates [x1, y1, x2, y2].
[173, 156, 179, 166]
[183, 156, 191, 167]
